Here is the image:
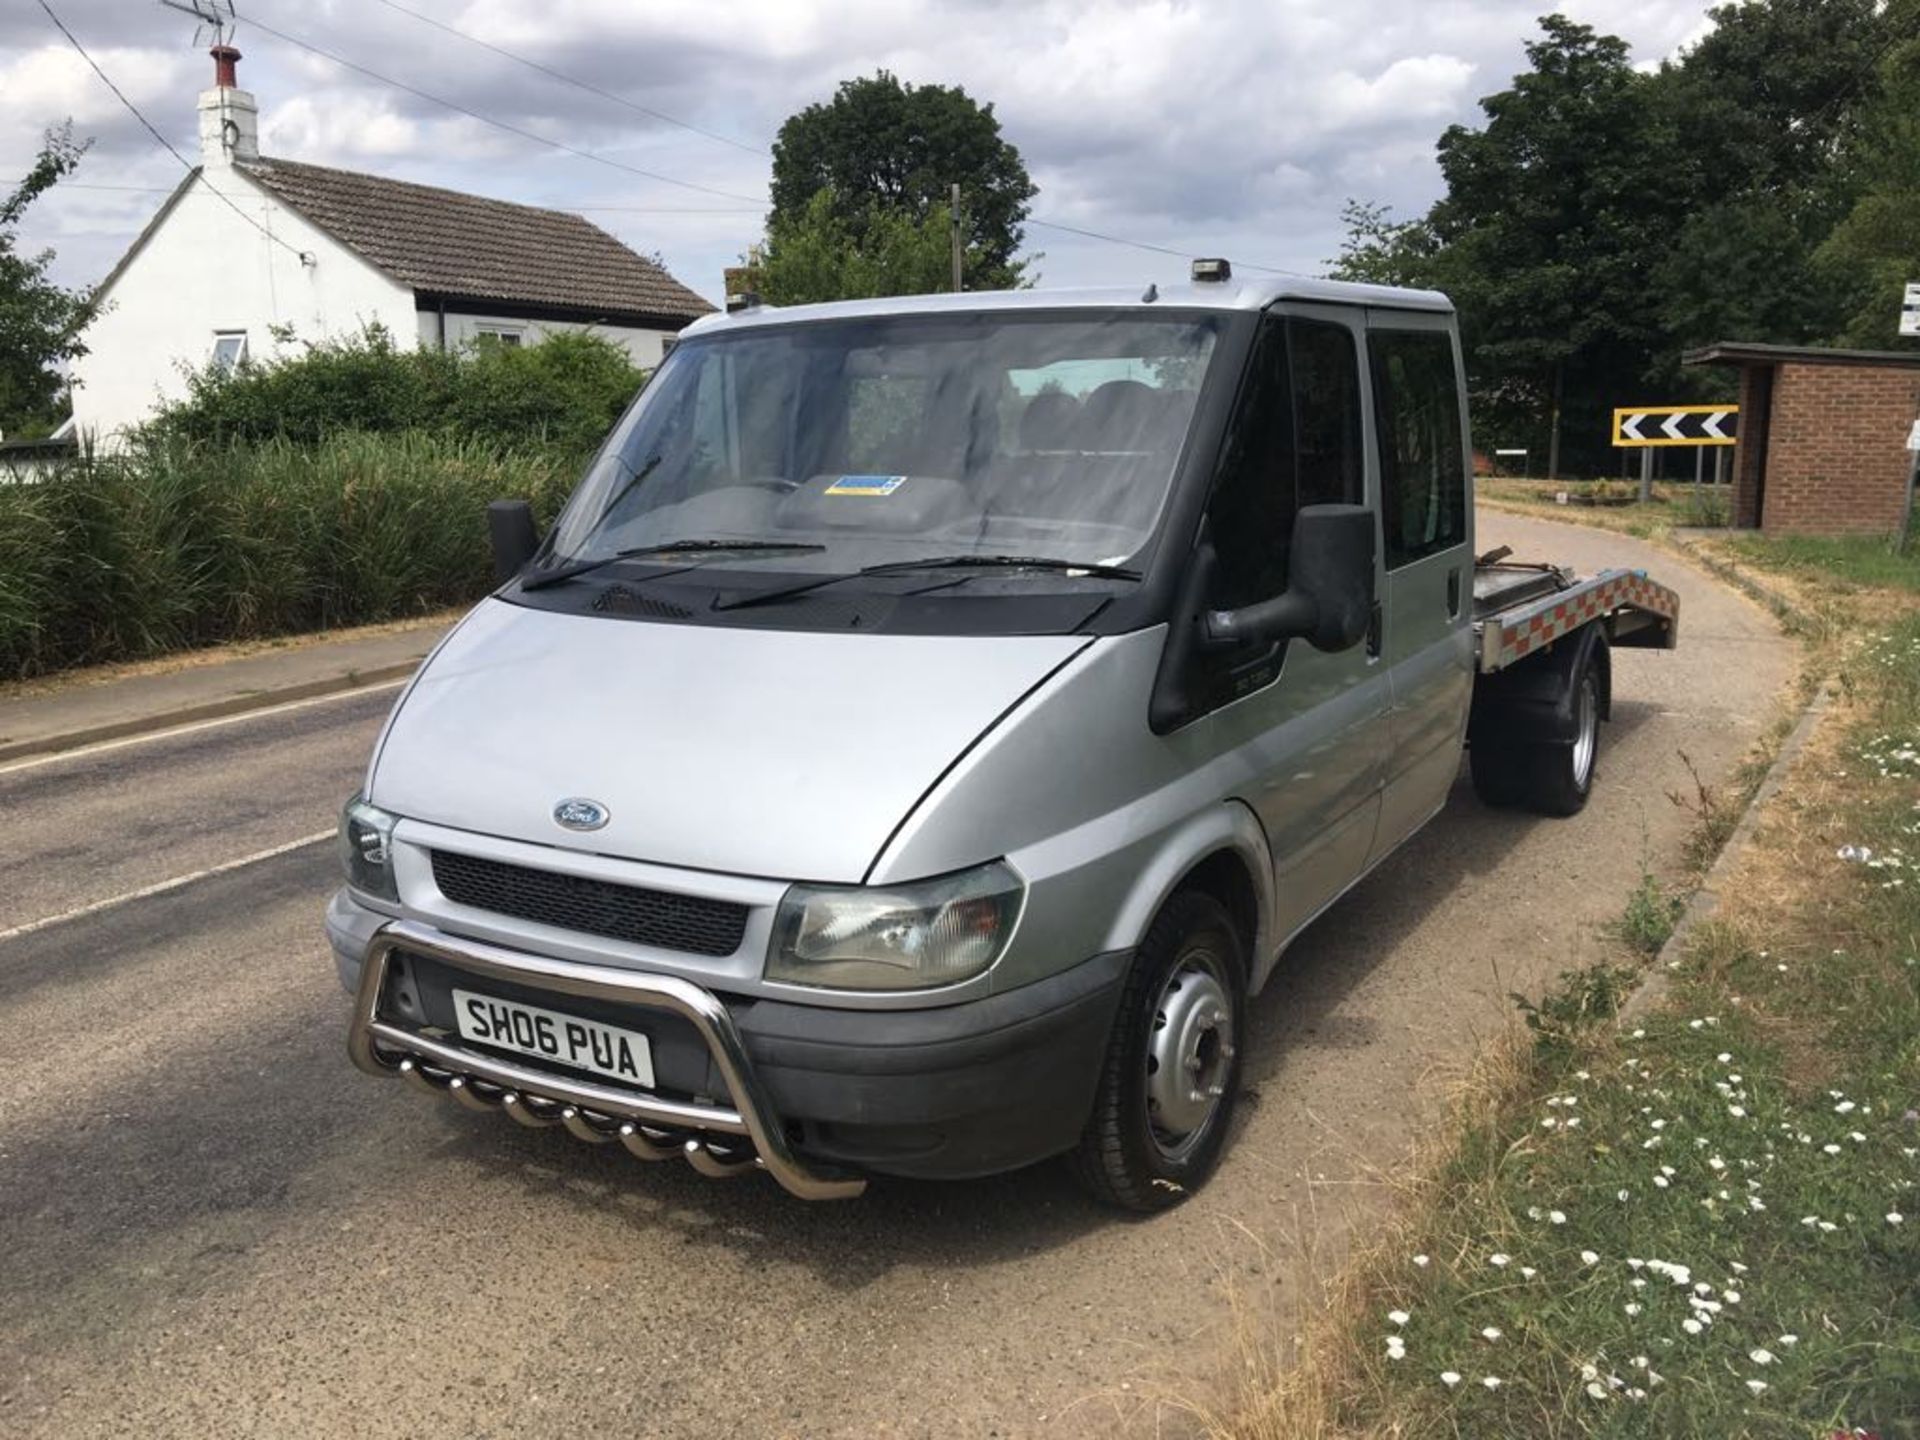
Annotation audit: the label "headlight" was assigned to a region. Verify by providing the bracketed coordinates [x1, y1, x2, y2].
[338, 793, 400, 902]
[768, 861, 1024, 991]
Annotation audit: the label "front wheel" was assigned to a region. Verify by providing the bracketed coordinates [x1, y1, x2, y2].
[1073, 891, 1247, 1211]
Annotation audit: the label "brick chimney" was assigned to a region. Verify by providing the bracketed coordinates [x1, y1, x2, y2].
[198, 43, 259, 165]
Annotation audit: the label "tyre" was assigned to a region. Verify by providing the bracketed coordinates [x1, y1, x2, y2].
[1524, 662, 1600, 816]
[1073, 890, 1246, 1212]
[1470, 740, 1528, 807]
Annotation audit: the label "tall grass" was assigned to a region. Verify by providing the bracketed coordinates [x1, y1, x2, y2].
[0, 432, 579, 680]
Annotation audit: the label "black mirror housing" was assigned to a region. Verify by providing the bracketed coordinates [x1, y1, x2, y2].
[487, 499, 540, 582]
[1205, 504, 1375, 653]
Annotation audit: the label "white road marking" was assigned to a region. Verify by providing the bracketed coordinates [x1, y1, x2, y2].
[0, 678, 407, 777]
[0, 830, 335, 943]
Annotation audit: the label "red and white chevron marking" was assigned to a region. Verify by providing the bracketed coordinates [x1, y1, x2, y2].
[1479, 570, 1680, 672]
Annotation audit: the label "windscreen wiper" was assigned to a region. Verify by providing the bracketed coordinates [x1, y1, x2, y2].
[520, 539, 826, 592]
[711, 554, 1142, 612]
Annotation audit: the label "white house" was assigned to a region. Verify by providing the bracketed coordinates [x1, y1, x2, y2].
[69, 43, 714, 445]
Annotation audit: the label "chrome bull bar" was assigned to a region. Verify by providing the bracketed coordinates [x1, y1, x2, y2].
[346, 919, 866, 1201]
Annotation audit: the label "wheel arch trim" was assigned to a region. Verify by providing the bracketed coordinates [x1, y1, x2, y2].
[1097, 800, 1275, 992]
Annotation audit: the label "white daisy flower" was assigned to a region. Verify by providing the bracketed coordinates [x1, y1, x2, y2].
[1749, 1348, 1774, 1365]
[1412, 1254, 1430, 1267]
[1580, 1250, 1600, 1265]
[1481, 1327, 1503, 1341]
[1549, 1210, 1567, 1225]
[1488, 1253, 1510, 1267]
[1440, 1371, 1461, 1387]
[1746, 1379, 1768, 1395]
[1388, 1310, 1409, 1326]
[1482, 1376, 1502, 1390]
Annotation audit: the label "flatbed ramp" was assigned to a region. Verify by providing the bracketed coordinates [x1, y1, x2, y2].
[1473, 562, 1680, 674]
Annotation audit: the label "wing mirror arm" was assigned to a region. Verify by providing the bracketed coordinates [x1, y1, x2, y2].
[1202, 592, 1314, 649]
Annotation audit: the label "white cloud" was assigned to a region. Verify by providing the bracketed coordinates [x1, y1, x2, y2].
[5, 0, 1721, 301]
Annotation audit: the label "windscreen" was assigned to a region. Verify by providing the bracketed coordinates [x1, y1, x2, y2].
[545, 312, 1220, 577]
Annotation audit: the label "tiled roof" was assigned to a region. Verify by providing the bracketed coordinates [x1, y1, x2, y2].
[239, 157, 715, 324]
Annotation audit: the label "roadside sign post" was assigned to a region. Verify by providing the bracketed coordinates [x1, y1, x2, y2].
[1613, 405, 1739, 507]
[1901, 282, 1920, 339]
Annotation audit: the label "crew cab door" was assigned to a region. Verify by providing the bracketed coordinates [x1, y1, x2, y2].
[1365, 313, 1475, 858]
[1180, 306, 1391, 946]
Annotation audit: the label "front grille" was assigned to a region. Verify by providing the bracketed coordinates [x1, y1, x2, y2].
[430, 850, 749, 957]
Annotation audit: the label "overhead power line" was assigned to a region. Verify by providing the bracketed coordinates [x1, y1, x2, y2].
[240, 12, 771, 206]
[34, 0, 311, 262]
[369, 0, 767, 158]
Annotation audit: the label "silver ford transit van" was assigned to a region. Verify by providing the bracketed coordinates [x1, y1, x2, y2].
[329, 269, 1675, 1208]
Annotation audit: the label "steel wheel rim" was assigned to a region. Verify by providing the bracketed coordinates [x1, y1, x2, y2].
[1571, 675, 1598, 788]
[1145, 948, 1235, 1162]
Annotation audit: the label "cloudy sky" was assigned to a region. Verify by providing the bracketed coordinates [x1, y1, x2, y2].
[5, 0, 1721, 305]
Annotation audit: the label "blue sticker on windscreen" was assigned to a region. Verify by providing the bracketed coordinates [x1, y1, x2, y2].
[824, 474, 908, 496]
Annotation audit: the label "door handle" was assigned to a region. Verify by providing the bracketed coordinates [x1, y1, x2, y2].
[1366, 600, 1383, 659]
[1446, 567, 1462, 619]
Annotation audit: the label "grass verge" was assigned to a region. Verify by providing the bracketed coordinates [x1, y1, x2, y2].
[1213, 574, 1920, 1437]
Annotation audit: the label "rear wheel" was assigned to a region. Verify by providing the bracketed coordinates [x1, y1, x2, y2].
[1073, 891, 1246, 1212]
[1524, 664, 1600, 816]
[1470, 740, 1528, 807]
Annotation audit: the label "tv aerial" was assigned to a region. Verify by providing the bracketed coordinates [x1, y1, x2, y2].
[158, 0, 238, 47]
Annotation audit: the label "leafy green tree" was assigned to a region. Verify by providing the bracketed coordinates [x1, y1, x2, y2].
[1425, 16, 1664, 475]
[0, 126, 92, 438]
[1818, 0, 1920, 347]
[1325, 200, 1440, 289]
[769, 72, 1035, 291]
[1646, 0, 1888, 358]
[753, 189, 957, 306]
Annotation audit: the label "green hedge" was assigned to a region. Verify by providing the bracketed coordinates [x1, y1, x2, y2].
[151, 326, 647, 454]
[0, 432, 578, 680]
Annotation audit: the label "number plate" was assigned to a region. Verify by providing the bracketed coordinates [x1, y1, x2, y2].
[452, 988, 655, 1088]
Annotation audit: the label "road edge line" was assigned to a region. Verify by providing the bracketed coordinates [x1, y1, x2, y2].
[0, 830, 337, 944]
[0, 658, 422, 766]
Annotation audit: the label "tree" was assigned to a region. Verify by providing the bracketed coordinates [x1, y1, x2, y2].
[769, 72, 1035, 291]
[1818, 0, 1920, 347]
[1645, 0, 1888, 359]
[0, 125, 92, 438]
[1425, 16, 1665, 475]
[1325, 200, 1440, 289]
[753, 189, 957, 306]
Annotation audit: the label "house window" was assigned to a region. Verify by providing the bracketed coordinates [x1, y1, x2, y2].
[475, 326, 523, 347]
[210, 330, 249, 371]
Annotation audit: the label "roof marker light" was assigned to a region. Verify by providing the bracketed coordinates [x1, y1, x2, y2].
[1191, 257, 1232, 283]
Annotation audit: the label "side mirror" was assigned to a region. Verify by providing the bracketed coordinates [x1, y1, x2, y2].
[487, 499, 540, 582]
[1204, 504, 1375, 653]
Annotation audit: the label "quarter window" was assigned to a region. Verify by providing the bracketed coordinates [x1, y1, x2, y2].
[1370, 330, 1466, 568]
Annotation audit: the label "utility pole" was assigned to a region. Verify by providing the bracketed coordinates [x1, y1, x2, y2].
[949, 183, 964, 292]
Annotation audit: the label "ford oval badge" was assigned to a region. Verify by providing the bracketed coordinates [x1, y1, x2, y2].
[553, 797, 610, 832]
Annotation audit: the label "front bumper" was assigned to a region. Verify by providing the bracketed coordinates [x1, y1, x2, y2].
[337, 902, 1128, 1196]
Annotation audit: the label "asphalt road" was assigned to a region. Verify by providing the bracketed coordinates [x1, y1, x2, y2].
[0, 513, 1794, 1439]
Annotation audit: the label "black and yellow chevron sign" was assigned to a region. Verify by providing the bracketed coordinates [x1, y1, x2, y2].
[1612, 405, 1739, 447]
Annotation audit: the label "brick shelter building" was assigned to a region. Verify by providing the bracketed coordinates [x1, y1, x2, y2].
[1684, 342, 1920, 536]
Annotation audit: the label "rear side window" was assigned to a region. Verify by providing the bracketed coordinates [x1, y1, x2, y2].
[1207, 317, 1364, 610]
[1370, 330, 1466, 568]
